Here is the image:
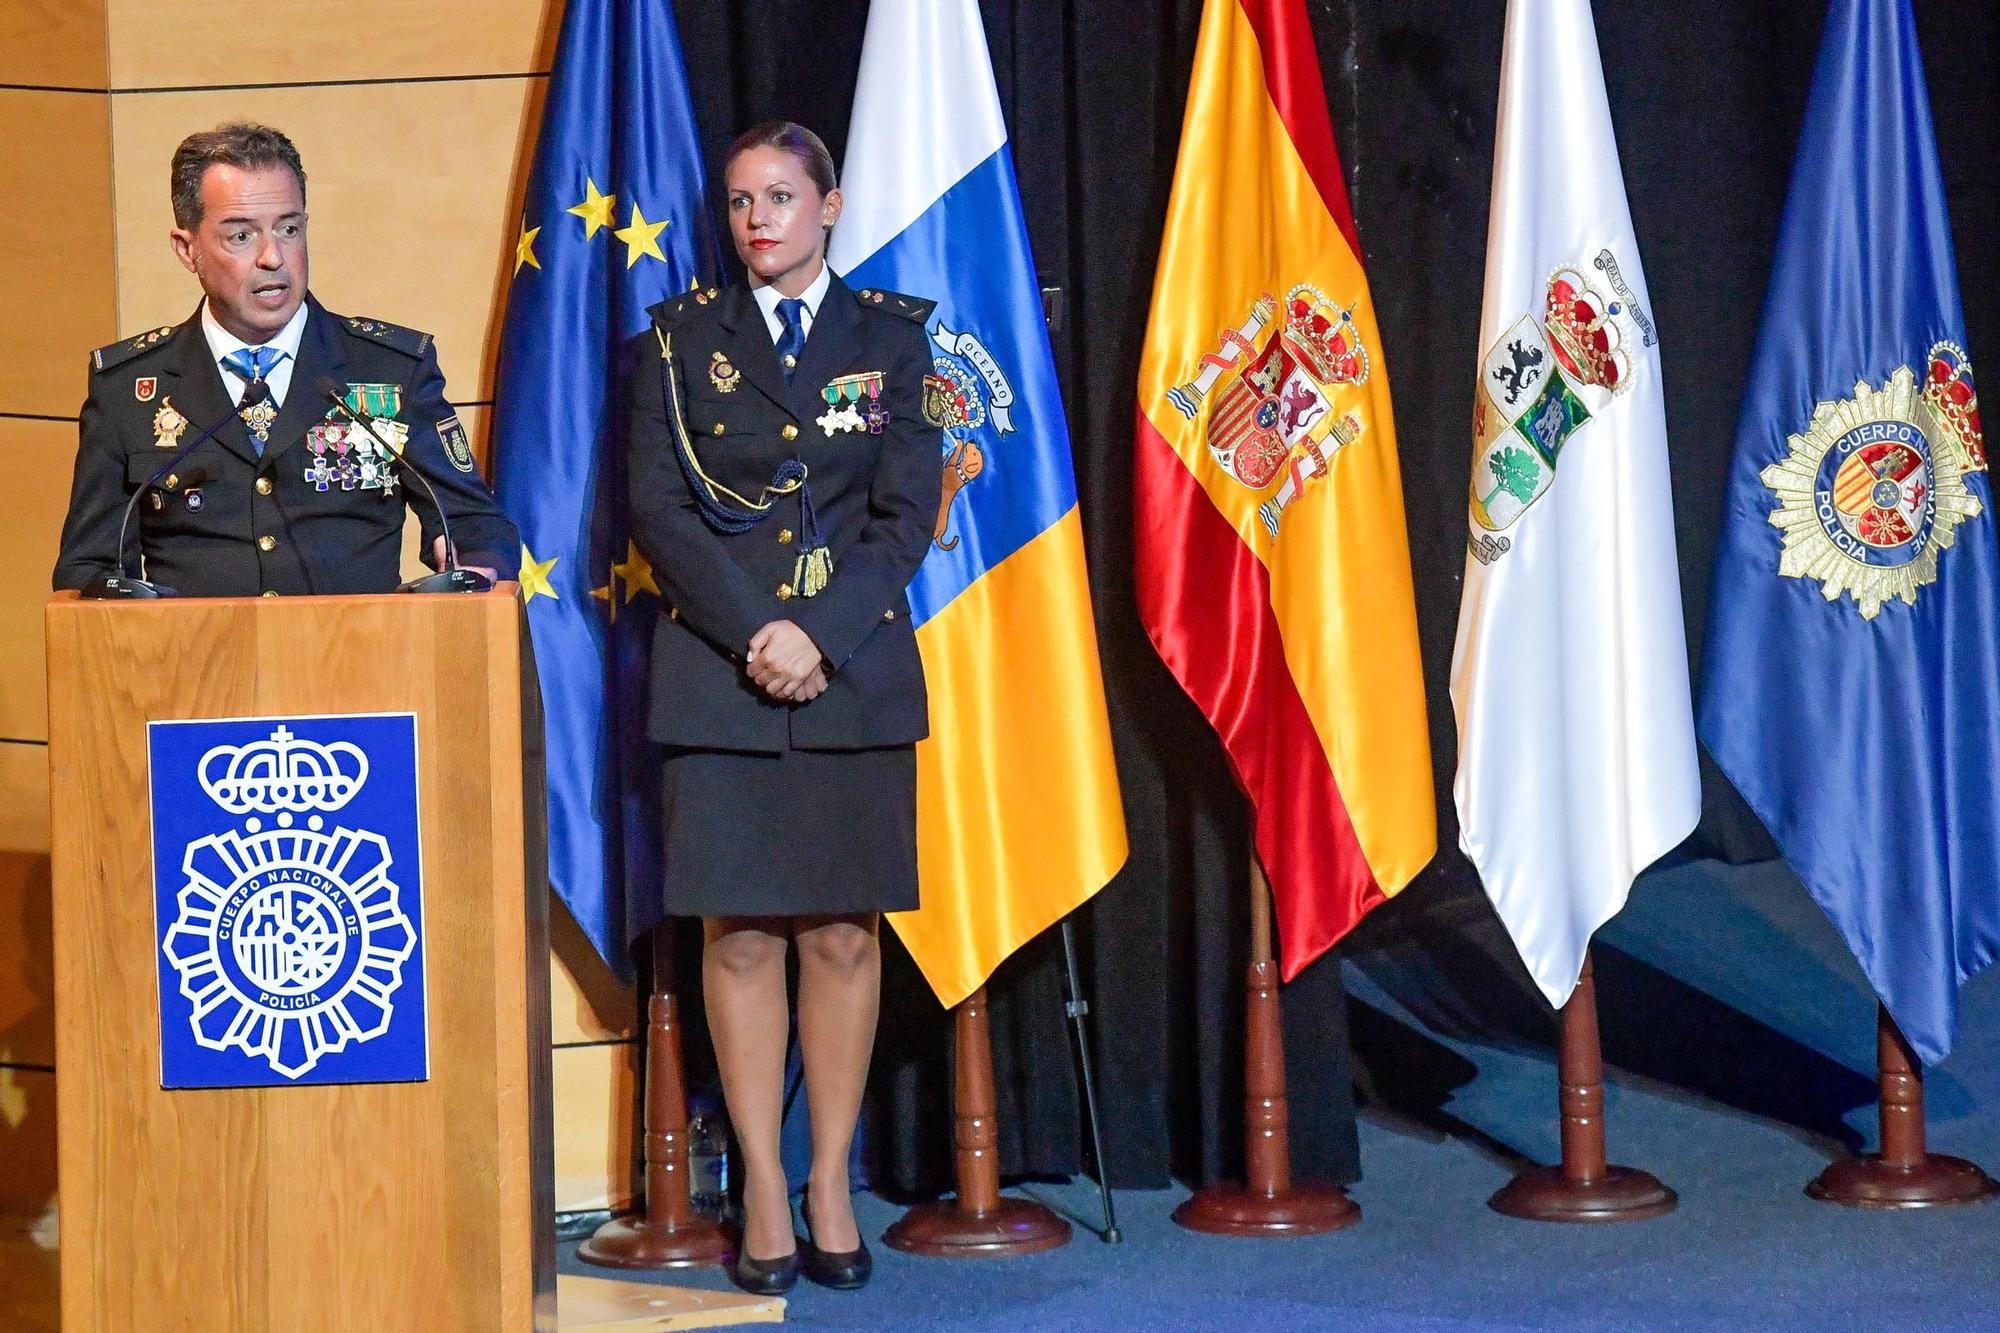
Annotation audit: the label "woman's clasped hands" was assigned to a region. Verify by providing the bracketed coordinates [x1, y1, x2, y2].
[747, 619, 829, 703]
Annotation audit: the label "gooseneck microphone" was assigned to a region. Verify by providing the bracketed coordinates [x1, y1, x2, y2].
[315, 376, 493, 594]
[80, 380, 274, 600]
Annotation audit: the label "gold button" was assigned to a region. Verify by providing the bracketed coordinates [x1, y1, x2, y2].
[255, 476, 273, 496]
[257, 535, 276, 553]
[261, 590, 278, 598]
[668, 606, 680, 621]
[780, 423, 798, 441]
[163, 473, 178, 491]
[711, 422, 725, 436]
[778, 528, 794, 545]
[883, 609, 896, 621]
[776, 583, 794, 600]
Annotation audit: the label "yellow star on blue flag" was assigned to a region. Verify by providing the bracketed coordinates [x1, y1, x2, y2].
[489, 0, 714, 975]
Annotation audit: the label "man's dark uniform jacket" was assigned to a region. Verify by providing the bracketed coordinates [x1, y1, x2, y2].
[52, 296, 519, 597]
[628, 274, 943, 753]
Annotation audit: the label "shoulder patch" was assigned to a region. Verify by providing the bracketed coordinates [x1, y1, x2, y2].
[855, 287, 936, 325]
[92, 324, 178, 373]
[342, 316, 434, 359]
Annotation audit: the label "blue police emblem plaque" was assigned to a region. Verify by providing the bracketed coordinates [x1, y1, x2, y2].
[149, 713, 428, 1088]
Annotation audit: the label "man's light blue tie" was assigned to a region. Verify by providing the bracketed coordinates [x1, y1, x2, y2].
[222, 347, 283, 454]
[223, 345, 282, 387]
[776, 298, 807, 384]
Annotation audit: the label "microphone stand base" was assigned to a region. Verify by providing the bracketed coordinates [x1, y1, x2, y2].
[79, 576, 176, 600]
[399, 568, 494, 594]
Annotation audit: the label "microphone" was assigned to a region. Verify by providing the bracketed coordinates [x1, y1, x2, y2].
[315, 376, 493, 594]
[80, 380, 272, 600]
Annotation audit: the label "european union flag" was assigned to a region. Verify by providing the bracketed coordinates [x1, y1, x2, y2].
[492, 0, 712, 970]
[1700, 0, 1998, 1064]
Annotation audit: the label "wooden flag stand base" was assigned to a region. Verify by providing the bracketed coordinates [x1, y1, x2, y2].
[1489, 952, 1676, 1223]
[1173, 862, 1360, 1237]
[1807, 1004, 1998, 1209]
[580, 926, 733, 1270]
[884, 987, 1073, 1257]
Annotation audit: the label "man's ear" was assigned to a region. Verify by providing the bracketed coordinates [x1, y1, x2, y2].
[170, 226, 200, 277]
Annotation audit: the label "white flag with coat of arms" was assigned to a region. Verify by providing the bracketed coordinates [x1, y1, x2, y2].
[1451, 0, 1700, 1007]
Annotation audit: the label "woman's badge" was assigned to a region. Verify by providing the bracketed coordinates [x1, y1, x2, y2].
[709, 350, 741, 394]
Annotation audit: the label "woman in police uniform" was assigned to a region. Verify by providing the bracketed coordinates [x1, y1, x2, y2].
[627, 121, 941, 1295]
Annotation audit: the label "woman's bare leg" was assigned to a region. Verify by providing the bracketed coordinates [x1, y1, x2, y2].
[792, 913, 881, 1253]
[703, 916, 794, 1260]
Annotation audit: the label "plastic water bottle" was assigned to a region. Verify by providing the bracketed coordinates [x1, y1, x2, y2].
[688, 1101, 729, 1218]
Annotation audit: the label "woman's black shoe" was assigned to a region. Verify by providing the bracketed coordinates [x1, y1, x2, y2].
[801, 1196, 873, 1290]
[729, 1245, 802, 1296]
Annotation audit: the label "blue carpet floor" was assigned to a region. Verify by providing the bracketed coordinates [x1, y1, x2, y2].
[559, 858, 2000, 1330]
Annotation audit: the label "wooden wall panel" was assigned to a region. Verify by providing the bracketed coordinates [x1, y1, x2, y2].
[552, 1042, 636, 1214]
[551, 899, 634, 1046]
[0, 421, 80, 744]
[110, 76, 546, 401]
[0, 744, 49, 856]
[0, 91, 117, 417]
[0, 0, 108, 91]
[0, 852, 54, 1071]
[105, 0, 556, 91]
[0, 1067, 58, 1219]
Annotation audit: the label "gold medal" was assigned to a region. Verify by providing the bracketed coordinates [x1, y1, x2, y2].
[240, 396, 278, 444]
[152, 398, 188, 449]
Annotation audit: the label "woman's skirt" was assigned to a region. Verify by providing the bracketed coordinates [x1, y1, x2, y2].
[658, 743, 919, 918]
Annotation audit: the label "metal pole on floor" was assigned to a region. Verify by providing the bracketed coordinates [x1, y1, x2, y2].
[1060, 917, 1122, 1243]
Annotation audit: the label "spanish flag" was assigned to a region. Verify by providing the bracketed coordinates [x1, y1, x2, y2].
[1136, 0, 1435, 978]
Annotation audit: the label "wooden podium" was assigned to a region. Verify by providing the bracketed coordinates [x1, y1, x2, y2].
[44, 588, 555, 1332]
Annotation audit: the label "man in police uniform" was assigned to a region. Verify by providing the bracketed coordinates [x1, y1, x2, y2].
[52, 122, 518, 597]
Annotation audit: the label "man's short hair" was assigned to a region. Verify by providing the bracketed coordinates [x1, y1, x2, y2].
[170, 123, 307, 229]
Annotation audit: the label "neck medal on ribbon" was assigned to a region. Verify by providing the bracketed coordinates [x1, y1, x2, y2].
[818, 371, 884, 437]
[239, 395, 278, 445]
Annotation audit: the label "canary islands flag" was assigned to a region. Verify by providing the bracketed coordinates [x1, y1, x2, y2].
[491, 0, 712, 968]
[828, 0, 1128, 1008]
[1135, 0, 1435, 979]
[1701, 0, 1998, 1064]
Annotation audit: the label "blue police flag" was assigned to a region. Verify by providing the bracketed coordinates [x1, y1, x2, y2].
[491, 0, 713, 969]
[1701, 0, 1996, 1064]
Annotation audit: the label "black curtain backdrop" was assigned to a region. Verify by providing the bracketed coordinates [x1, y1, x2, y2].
[660, 0, 2000, 1195]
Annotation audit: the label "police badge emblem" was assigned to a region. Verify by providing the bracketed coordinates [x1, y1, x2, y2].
[152, 398, 188, 449]
[709, 350, 741, 394]
[437, 413, 476, 474]
[1761, 357, 1985, 619]
[135, 376, 157, 403]
[151, 715, 427, 1086]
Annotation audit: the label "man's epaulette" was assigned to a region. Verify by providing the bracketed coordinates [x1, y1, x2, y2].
[92, 324, 178, 373]
[341, 316, 434, 359]
[853, 288, 938, 325]
[649, 286, 721, 327]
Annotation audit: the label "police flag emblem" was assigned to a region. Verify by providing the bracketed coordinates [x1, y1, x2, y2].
[1761, 350, 1986, 619]
[150, 714, 428, 1087]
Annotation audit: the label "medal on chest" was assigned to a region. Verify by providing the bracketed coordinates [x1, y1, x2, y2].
[152, 398, 188, 449]
[818, 371, 885, 437]
[304, 383, 405, 493]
